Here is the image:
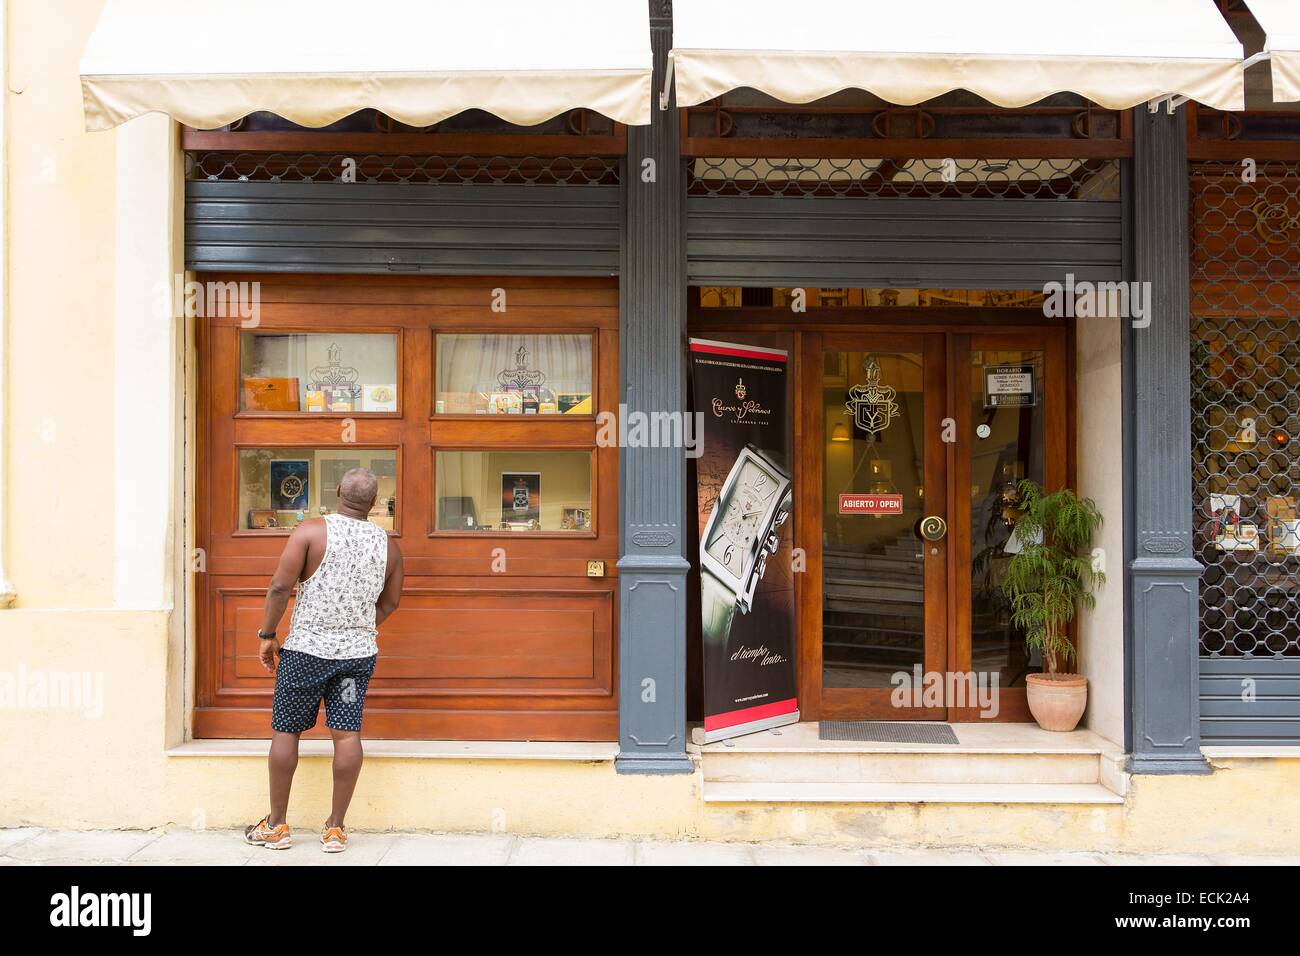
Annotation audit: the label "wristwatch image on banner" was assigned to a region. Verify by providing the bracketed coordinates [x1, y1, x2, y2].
[700, 444, 792, 626]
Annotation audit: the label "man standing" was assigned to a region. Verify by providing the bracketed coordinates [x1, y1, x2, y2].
[243, 468, 403, 853]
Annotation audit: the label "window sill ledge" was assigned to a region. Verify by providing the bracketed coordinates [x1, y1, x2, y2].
[167, 739, 618, 762]
[1202, 746, 1300, 760]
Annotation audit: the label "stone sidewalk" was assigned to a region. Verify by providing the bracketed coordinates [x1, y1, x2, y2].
[1, 827, 1296, 865]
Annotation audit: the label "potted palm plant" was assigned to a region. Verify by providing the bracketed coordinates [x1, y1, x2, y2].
[1001, 480, 1105, 732]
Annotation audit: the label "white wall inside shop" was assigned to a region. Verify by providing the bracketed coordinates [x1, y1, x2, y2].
[1075, 315, 1125, 746]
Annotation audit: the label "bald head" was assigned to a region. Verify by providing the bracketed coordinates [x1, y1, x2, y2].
[338, 467, 379, 511]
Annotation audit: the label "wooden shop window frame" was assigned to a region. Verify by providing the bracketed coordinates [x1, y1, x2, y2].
[428, 446, 600, 540]
[230, 442, 404, 540]
[429, 327, 600, 421]
[235, 326, 406, 420]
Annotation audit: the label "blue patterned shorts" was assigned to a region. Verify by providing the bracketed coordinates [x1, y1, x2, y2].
[271, 649, 378, 733]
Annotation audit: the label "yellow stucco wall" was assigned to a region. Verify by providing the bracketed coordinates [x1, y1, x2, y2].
[0, 600, 1296, 853]
[2, 0, 1299, 855]
[7, 0, 116, 607]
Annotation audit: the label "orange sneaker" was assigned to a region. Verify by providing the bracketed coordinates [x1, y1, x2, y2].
[244, 815, 292, 850]
[321, 824, 348, 853]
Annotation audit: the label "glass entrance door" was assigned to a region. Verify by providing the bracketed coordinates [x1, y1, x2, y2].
[949, 333, 1067, 721]
[801, 328, 1066, 721]
[815, 334, 948, 719]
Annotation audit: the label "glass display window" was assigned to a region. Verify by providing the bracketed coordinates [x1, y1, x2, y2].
[434, 450, 593, 533]
[238, 447, 399, 532]
[240, 332, 399, 413]
[434, 333, 593, 416]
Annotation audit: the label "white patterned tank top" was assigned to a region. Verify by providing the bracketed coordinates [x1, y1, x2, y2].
[282, 513, 389, 660]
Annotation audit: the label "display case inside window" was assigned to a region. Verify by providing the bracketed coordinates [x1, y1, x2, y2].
[240, 332, 398, 413]
[435, 450, 593, 533]
[238, 447, 398, 531]
[434, 333, 592, 416]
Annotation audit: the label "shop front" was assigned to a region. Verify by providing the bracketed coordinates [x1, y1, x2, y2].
[136, 2, 650, 744]
[8, 0, 1297, 849]
[74, 0, 1238, 755]
[183, 131, 1115, 743]
[689, 297, 1070, 724]
[1190, 140, 1300, 745]
[195, 274, 621, 740]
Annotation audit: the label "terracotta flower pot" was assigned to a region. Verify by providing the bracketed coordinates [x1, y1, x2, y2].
[1025, 673, 1088, 732]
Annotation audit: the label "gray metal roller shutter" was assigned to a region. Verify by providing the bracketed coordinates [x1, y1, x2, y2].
[687, 197, 1122, 289]
[1200, 658, 1300, 745]
[185, 181, 621, 276]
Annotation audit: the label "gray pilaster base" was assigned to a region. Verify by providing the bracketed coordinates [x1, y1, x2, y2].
[614, 753, 695, 774]
[1128, 556, 1209, 775]
[615, 553, 695, 775]
[1126, 754, 1211, 775]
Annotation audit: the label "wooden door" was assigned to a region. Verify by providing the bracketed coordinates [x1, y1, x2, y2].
[947, 329, 1069, 721]
[801, 332, 950, 719]
[195, 275, 620, 740]
[797, 324, 1070, 721]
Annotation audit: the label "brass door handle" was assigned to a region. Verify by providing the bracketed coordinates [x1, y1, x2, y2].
[920, 515, 947, 541]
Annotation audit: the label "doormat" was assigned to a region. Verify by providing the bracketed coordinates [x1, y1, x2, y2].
[818, 721, 959, 745]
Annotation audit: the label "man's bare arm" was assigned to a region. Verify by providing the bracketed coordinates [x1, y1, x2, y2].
[257, 522, 315, 671]
[375, 537, 404, 627]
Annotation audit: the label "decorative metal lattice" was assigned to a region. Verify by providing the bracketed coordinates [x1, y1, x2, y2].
[184, 152, 619, 186]
[688, 157, 1120, 200]
[1191, 160, 1300, 657]
[684, 101, 1125, 144]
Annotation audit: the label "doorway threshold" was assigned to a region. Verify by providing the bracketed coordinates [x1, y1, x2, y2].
[694, 722, 1126, 805]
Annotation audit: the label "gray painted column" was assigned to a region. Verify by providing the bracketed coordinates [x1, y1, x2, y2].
[615, 0, 693, 774]
[1127, 106, 1209, 774]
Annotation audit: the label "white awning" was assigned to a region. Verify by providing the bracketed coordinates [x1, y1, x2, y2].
[80, 0, 653, 132]
[669, 0, 1245, 113]
[1244, 0, 1300, 102]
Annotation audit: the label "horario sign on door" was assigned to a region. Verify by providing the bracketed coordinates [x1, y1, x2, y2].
[688, 338, 799, 743]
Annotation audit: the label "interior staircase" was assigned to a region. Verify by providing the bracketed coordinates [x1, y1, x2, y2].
[822, 537, 926, 683]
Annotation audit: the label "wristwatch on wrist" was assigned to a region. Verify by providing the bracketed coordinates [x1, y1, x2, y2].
[699, 444, 793, 644]
[257, 630, 277, 641]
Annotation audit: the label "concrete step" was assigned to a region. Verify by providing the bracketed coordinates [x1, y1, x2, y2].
[701, 781, 1125, 804]
[695, 722, 1129, 805]
[703, 749, 1104, 786]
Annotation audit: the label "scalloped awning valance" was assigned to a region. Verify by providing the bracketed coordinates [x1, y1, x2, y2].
[80, 0, 654, 132]
[668, 0, 1245, 112]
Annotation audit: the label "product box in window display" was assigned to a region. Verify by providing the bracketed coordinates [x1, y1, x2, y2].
[502, 472, 540, 527]
[243, 377, 301, 412]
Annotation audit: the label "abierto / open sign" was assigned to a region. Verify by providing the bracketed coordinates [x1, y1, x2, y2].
[839, 494, 903, 515]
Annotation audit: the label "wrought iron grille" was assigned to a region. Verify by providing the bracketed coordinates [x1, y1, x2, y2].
[184, 152, 620, 186]
[1191, 160, 1300, 658]
[683, 101, 1125, 143]
[687, 157, 1120, 200]
[1194, 109, 1300, 145]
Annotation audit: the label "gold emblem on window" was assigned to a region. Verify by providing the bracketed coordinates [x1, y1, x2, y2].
[845, 356, 899, 436]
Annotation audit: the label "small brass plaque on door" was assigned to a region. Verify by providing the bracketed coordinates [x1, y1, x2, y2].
[586, 560, 606, 578]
